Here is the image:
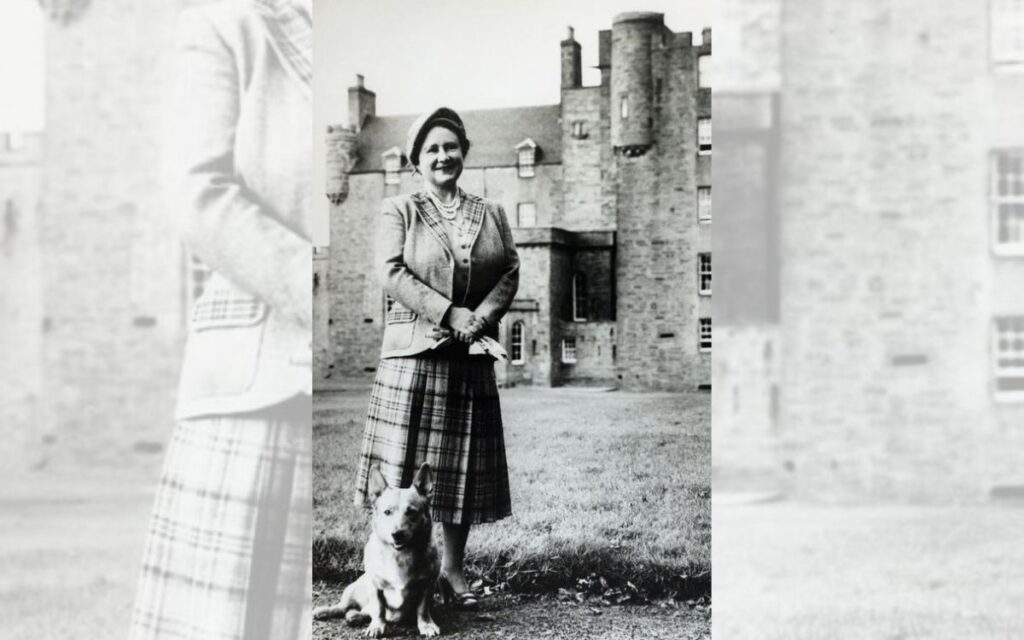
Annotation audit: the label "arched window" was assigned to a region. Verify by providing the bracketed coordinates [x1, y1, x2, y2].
[572, 272, 588, 321]
[510, 321, 524, 364]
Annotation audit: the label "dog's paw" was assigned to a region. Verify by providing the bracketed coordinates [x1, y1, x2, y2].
[418, 620, 441, 637]
[365, 620, 388, 638]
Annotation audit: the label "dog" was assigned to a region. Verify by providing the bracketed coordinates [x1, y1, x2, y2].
[313, 462, 441, 638]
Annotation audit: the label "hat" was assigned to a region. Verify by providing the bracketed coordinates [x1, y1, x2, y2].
[405, 107, 470, 167]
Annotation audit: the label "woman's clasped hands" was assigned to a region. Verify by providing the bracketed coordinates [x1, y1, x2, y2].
[445, 306, 487, 344]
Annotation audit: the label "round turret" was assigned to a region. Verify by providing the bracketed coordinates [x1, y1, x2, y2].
[610, 12, 664, 154]
[325, 125, 358, 205]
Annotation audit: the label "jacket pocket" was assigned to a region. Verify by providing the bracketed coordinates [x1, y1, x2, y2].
[383, 303, 417, 350]
[386, 303, 417, 325]
[192, 289, 268, 330]
[179, 290, 268, 399]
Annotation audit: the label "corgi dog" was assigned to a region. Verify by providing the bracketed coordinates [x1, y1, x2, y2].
[314, 463, 441, 638]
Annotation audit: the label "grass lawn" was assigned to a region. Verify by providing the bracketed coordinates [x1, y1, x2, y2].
[313, 386, 710, 597]
[714, 502, 1024, 639]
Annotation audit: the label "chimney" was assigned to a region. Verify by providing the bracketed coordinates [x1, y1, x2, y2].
[348, 74, 376, 133]
[701, 27, 711, 46]
[561, 26, 582, 90]
[597, 29, 612, 87]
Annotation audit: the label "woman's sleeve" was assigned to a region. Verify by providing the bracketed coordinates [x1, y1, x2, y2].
[473, 203, 520, 327]
[165, 8, 310, 328]
[376, 199, 453, 326]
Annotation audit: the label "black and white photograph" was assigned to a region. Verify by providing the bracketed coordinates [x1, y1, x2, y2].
[310, 1, 712, 638]
[5, 0, 1024, 638]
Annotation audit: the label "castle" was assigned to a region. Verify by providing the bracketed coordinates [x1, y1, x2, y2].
[713, 0, 1024, 501]
[320, 13, 712, 391]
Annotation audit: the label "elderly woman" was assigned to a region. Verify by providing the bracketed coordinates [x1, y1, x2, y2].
[353, 107, 519, 607]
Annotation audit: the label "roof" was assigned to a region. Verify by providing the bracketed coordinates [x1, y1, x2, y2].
[350, 104, 563, 172]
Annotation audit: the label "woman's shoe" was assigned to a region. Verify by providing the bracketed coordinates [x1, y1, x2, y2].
[437, 574, 479, 610]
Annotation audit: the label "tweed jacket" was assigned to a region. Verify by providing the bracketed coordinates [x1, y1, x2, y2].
[377, 190, 520, 359]
[167, 0, 312, 420]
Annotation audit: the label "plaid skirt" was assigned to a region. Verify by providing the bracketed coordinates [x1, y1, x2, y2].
[354, 355, 512, 525]
[129, 397, 312, 640]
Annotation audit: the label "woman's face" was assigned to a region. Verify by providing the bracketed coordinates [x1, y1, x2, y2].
[416, 126, 464, 191]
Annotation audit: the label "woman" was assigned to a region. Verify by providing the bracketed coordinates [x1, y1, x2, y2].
[354, 107, 520, 607]
[130, 1, 313, 638]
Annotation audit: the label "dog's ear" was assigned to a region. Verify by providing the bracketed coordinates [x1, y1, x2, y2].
[413, 462, 433, 498]
[368, 464, 389, 499]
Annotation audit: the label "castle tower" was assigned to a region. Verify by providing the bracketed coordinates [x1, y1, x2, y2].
[325, 124, 358, 205]
[610, 12, 663, 155]
[778, 0, 1000, 500]
[0, 132, 44, 471]
[612, 15, 711, 391]
[38, 0, 186, 468]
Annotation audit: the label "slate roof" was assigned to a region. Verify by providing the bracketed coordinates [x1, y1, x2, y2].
[350, 104, 563, 173]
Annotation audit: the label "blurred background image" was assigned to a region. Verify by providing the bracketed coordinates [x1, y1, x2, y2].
[1, 1, 188, 637]
[1, 1, 311, 638]
[713, 0, 1024, 637]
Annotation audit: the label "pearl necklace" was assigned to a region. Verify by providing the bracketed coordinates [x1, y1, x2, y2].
[428, 191, 472, 240]
[427, 191, 461, 220]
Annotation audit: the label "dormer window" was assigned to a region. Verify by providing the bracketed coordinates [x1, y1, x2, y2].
[382, 147, 403, 185]
[516, 138, 537, 178]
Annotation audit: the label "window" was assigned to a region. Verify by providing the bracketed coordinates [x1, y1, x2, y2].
[992, 149, 1024, 253]
[697, 118, 712, 155]
[517, 202, 537, 227]
[697, 187, 711, 222]
[382, 147, 402, 185]
[516, 139, 537, 178]
[189, 254, 212, 302]
[992, 0, 1024, 69]
[510, 321, 525, 364]
[994, 316, 1024, 399]
[698, 55, 711, 88]
[620, 96, 629, 119]
[698, 253, 712, 295]
[699, 318, 712, 352]
[384, 294, 395, 317]
[571, 121, 587, 139]
[572, 272, 588, 321]
[562, 337, 577, 363]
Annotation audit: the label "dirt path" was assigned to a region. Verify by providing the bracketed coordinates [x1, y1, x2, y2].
[313, 584, 710, 640]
